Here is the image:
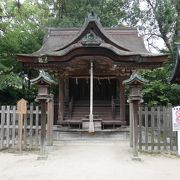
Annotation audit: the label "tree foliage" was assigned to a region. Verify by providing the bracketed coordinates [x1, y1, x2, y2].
[124, 0, 180, 56]
[141, 68, 180, 106]
[0, 0, 179, 105]
[34, 0, 125, 27]
[0, 0, 45, 104]
[123, 0, 180, 106]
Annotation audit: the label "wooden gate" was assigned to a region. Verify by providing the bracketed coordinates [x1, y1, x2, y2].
[0, 104, 41, 150]
[138, 105, 177, 153]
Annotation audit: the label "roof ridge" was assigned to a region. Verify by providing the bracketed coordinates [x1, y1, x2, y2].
[54, 13, 131, 52]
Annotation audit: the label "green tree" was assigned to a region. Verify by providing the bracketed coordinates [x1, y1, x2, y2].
[39, 0, 125, 27]
[0, 0, 45, 104]
[123, 0, 180, 106]
[123, 0, 180, 56]
[141, 68, 180, 106]
[0, 0, 179, 106]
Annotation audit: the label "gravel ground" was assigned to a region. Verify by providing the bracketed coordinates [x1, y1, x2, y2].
[0, 140, 179, 180]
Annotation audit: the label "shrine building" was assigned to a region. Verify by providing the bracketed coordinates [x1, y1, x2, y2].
[17, 13, 167, 131]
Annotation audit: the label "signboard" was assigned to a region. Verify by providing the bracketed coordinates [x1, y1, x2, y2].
[17, 98, 28, 153]
[172, 106, 180, 131]
[17, 98, 27, 114]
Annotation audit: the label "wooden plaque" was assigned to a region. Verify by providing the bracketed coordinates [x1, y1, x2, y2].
[17, 98, 27, 114]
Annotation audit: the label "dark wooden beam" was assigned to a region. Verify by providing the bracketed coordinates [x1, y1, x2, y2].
[58, 73, 64, 123]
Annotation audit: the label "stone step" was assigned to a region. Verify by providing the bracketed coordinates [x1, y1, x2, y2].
[53, 130, 130, 141]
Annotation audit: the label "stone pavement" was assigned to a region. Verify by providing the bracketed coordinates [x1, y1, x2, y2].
[0, 132, 180, 180]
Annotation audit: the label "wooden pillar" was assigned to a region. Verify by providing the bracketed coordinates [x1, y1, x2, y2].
[119, 78, 126, 123]
[132, 100, 139, 157]
[40, 99, 47, 155]
[116, 79, 120, 99]
[58, 74, 64, 123]
[128, 100, 133, 147]
[64, 76, 69, 103]
[89, 61, 94, 133]
[128, 98, 140, 158]
[47, 94, 54, 146]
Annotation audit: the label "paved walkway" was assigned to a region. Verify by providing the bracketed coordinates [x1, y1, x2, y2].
[0, 140, 180, 180]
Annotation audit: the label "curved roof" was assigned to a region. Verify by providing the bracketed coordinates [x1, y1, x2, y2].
[31, 70, 57, 85]
[34, 26, 149, 56]
[17, 12, 167, 69]
[123, 72, 148, 85]
[31, 12, 149, 56]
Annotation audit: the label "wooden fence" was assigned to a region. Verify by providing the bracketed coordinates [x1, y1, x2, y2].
[0, 104, 41, 150]
[138, 105, 177, 153]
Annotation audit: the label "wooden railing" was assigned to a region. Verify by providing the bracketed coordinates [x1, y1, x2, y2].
[0, 100, 54, 150]
[0, 104, 41, 150]
[138, 105, 177, 153]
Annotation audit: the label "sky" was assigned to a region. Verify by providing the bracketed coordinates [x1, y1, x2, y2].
[138, 1, 166, 53]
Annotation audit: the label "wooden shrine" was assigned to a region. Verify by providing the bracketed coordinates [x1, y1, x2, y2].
[17, 13, 168, 131]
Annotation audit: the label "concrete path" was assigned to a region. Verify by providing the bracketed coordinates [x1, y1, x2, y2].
[0, 140, 180, 180]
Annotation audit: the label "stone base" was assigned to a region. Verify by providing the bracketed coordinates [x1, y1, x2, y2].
[89, 121, 95, 132]
[37, 155, 48, 160]
[82, 119, 102, 131]
[45, 145, 58, 153]
[131, 156, 141, 161]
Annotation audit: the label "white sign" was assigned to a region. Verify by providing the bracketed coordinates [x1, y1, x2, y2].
[172, 106, 180, 156]
[172, 106, 180, 131]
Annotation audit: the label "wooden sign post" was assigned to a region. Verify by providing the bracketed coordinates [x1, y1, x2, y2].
[17, 98, 27, 153]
